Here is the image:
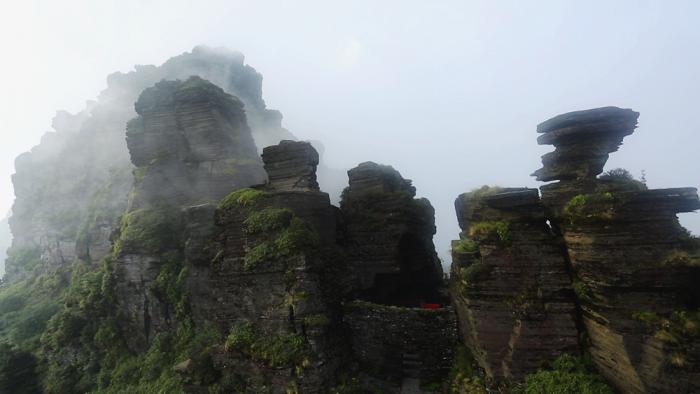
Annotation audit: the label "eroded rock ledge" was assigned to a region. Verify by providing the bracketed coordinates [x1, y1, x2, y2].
[450, 106, 699, 393]
[450, 187, 579, 381]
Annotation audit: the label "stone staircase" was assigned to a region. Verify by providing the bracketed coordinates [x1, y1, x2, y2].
[401, 353, 422, 393]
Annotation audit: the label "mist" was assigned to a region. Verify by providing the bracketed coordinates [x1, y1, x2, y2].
[1, 1, 699, 271]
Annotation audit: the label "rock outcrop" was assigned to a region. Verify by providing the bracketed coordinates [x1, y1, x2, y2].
[535, 107, 700, 393]
[114, 77, 266, 351]
[183, 140, 346, 393]
[125, 76, 266, 209]
[5, 46, 292, 282]
[340, 162, 444, 306]
[450, 187, 580, 380]
[261, 140, 320, 192]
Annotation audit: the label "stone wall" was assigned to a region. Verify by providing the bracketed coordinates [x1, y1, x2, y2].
[344, 301, 457, 389]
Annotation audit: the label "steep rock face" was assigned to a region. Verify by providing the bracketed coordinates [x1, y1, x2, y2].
[5, 46, 292, 282]
[535, 107, 700, 393]
[340, 162, 444, 306]
[450, 187, 580, 380]
[115, 77, 265, 352]
[261, 140, 320, 192]
[125, 76, 266, 208]
[183, 141, 346, 393]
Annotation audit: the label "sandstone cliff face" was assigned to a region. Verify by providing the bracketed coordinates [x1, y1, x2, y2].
[115, 77, 266, 351]
[534, 107, 700, 393]
[340, 162, 444, 306]
[5, 46, 291, 282]
[450, 187, 580, 381]
[126, 76, 266, 209]
[183, 140, 346, 392]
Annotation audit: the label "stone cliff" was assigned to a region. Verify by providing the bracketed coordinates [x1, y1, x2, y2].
[4, 46, 293, 283]
[114, 77, 266, 352]
[1, 46, 699, 393]
[450, 187, 579, 381]
[535, 107, 700, 393]
[340, 162, 445, 306]
[448, 106, 700, 393]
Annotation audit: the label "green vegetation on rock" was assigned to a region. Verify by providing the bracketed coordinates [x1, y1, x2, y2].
[243, 211, 319, 271]
[225, 323, 311, 368]
[218, 188, 268, 210]
[520, 354, 614, 394]
[448, 344, 486, 394]
[453, 238, 480, 254]
[467, 185, 503, 205]
[116, 207, 181, 254]
[563, 192, 615, 224]
[598, 168, 647, 191]
[633, 309, 700, 358]
[469, 221, 511, 244]
[572, 280, 593, 304]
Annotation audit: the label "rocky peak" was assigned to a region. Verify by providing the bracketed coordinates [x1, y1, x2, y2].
[341, 162, 443, 306]
[533, 106, 700, 393]
[344, 161, 416, 198]
[125, 76, 265, 209]
[261, 140, 320, 191]
[532, 106, 639, 182]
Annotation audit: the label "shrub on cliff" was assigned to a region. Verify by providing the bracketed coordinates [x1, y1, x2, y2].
[520, 354, 613, 394]
[0, 343, 41, 394]
[598, 168, 647, 191]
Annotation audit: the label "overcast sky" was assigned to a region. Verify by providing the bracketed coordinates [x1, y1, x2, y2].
[0, 0, 698, 261]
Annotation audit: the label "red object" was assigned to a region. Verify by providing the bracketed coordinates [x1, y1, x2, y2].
[420, 303, 442, 310]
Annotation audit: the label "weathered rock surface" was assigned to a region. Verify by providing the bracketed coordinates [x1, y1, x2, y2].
[125, 76, 266, 209]
[115, 77, 266, 351]
[536, 107, 700, 393]
[532, 106, 639, 182]
[4, 46, 293, 282]
[261, 140, 320, 192]
[340, 162, 444, 306]
[450, 187, 580, 380]
[183, 155, 346, 392]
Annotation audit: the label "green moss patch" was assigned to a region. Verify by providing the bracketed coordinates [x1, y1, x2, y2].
[218, 188, 268, 210]
[243, 216, 319, 271]
[116, 207, 181, 254]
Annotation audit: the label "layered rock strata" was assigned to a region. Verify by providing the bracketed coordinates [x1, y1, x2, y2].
[535, 107, 700, 393]
[450, 187, 580, 380]
[115, 77, 266, 351]
[340, 162, 444, 306]
[261, 140, 320, 192]
[5, 46, 293, 282]
[125, 76, 266, 209]
[183, 140, 345, 393]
